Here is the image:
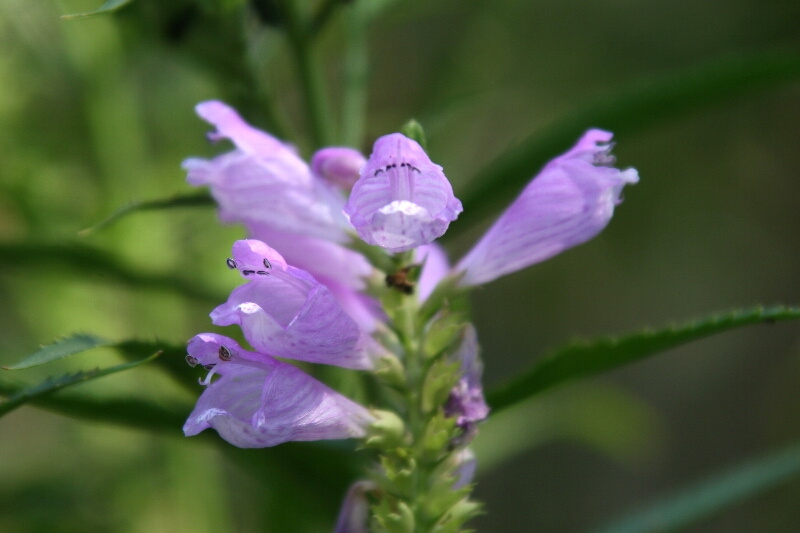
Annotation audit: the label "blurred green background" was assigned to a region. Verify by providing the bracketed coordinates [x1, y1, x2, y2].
[1, 0, 800, 531]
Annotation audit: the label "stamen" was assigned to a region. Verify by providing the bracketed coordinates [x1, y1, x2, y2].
[242, 270, 255, 275]
[185, 355, 198, 367]
[226, 258, 237, 269]
[204, 363, 217, 370]
[263, 258, 272, 269]
[218, 345, 232, 361]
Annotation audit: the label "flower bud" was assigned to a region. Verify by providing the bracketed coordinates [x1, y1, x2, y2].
[365, 409, 407, 448]
[311, 147, 366, 189]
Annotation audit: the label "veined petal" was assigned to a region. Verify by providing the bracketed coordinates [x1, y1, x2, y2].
[183, 334, 374, 448]
[415, 243, 450, 302]
[211, 240, 386, 369]
[184, 101, 350, 242]
[456, 129, 638, 286]
[344, 133, 462, 252]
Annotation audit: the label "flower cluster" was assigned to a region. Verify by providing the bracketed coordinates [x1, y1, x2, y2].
[182, 100, 638, 530]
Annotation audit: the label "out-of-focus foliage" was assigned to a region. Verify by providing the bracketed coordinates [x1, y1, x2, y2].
[1, 0, 800, 532]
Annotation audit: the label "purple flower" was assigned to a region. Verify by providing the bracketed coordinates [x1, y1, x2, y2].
[456, 129, 639, 286]
[211, 239, 387, 370]
[183, 101, 380, 326]
[416, 243, 450, 302]
[183, 333, 374, 448]
[334, 480, 377, 533]
[444, 325, 489, 445]
[183, 101, 350, 243]
[311, 147, 366, 189]
[452, 448, 477, 489]
[344, 133, 462, 252]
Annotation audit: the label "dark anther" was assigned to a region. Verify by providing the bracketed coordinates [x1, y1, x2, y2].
[218, 346, 232, 361]
[203, 363, 217, 371]
[185, 355, 198, 367]
[226, 258, 237, 269]
[374, 168, 384, 176]
[263, 258, 272, 269]
[243, 270, 255, 275]
[257, 271, 269, 275]
[410, 166, 421, 173]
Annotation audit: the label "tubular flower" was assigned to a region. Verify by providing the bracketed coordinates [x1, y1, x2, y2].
[183, 333, 375, 448]
[183, 101, 378, 329]
[455, 129, 639, 286]
[444, 325, 489, 445]
[211, 239, 387, 370]
[333, 480, 377, 533]
[183, 100, 350, 243]
[344, 133, 463, 252]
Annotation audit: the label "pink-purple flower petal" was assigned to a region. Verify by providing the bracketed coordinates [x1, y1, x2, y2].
[183, 334, 374, 448]
[184, 100, 350, 243]
[456, 129, 639, 286]
[211, 240, 386, 369]
[344, 133, 462, 252]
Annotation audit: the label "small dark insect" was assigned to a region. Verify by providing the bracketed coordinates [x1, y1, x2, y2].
[226, 258, 237, 269]
[386, 265, 416, 295]
[185, 355, 199, 367]
[242, 270, 256, 275]
[218, 345, 232, 361]
[203, 363, 217, 371]
[263, 258, 272, 269]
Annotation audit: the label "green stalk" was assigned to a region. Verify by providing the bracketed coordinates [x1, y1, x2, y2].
[283, 0, 335, 147]
[342, 1, 370, 148]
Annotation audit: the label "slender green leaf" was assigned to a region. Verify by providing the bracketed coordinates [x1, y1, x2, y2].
[115, 339, 199, 392]
[0, 375, 190, 431]
[487, 305, 800, 412]
[0, 352, 160, 418]
[61, 0, 134, 19]
[79, 191, 215, 236]
[0, 242, 225, 303]
[453, 51, 800, 232]
[591, 443, 800, 533]
[3, 334, 112, 370]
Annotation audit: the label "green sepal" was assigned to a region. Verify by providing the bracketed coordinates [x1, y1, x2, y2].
[422, 359, 461, 414]
[419, 411, 457, 461]
[366, 410, 408, 449]
[423, 313, 468, 360]
[418, 272, 468, 326]
[373, 498, 416, 533]
[374, 353, 408, 389]
[378, 454, 416, 498]
[430, 498, 483, 533]
[400, 119, 427, 151]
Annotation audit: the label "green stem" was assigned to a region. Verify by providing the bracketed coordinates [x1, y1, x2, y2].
[342, 1, 370, 148]
[283, 0, 335, 147]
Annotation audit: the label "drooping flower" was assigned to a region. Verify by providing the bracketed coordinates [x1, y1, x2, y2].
[344, 133, 463, 252]
[210, 239, 387, 370]
[312, 147, 366, 189]
[444, 325, 489, 445]
[183, 333, 375, 448]
[183, 100, 350, 243]
[455, 129, 639, 286]
[183, 101, 380, 331]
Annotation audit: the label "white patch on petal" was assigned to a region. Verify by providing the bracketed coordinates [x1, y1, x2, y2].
[378, 200, 424, 216]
